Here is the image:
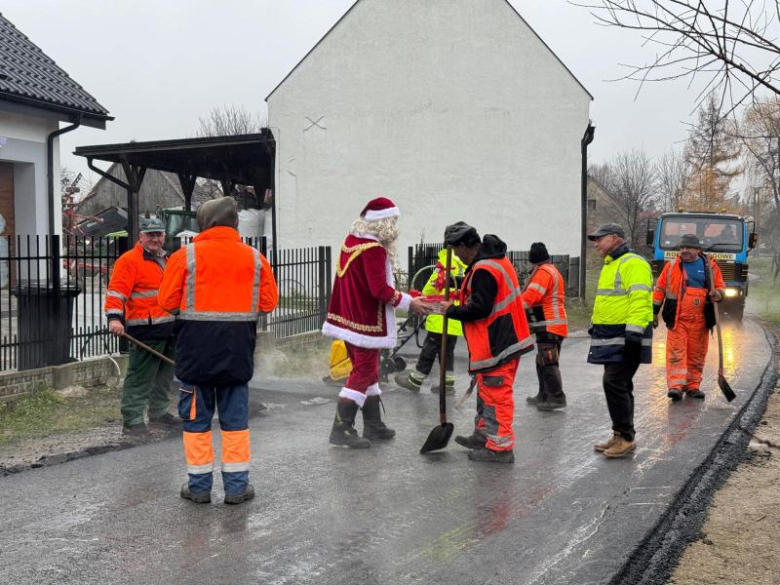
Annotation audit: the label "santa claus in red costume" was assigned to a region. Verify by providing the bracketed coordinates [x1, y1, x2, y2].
[323, 197, 430, 448]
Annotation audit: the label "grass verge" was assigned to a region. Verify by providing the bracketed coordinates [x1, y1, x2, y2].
[0, 385, 120, 448]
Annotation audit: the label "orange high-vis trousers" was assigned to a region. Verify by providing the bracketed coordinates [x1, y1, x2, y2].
[666, 288, 710, 391]
[474, 357, 520, 452]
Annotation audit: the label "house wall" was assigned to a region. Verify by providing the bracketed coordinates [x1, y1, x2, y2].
[267, 0, 591, 258]
[0, 110, 60, 237]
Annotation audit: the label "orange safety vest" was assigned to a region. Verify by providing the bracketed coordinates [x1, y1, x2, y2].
[104, 243, 174, 340]
[158, 226, 278, 384]
[521, 262, 568, 338]
[461, 256, 534, 373]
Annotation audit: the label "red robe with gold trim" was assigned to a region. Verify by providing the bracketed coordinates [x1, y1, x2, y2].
[322, 234, 411, 349]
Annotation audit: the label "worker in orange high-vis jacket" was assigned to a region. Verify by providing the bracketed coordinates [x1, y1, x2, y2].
[521, 242, 569, 411]
[653, 233, 725, 401]
[439, 222, 534, 464]
[105, 218, 177, 437]
[158, 197, 278, 505]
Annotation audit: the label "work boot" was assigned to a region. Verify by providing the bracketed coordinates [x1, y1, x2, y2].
[667, 388, 683, 401]
[330, 399, 371, 448]
[526, 392, 544, 406]
[593, 432, 620, 453]
[536, 396, 567, 411]
[122, 423, 150, 437]
[687, 389, 706, 400]
[603, 436, 636, 459]
[224, 484, 255, 505]
[467, 447, 515, 464]
[455, 430, 487, 450]
[149, 413, 180, 428]
[361, 395, 396, 441]
[431, 383, 455, 396]
[395, 371, 424, 392]
[180, 483, 211, 504]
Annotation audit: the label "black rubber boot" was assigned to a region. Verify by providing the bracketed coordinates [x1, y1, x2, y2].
[362, 395, 396, 441]
[667, 388, 683, 401]
[467, 448, 515, 464]
[455, 430, 487, 450]
[180, 483, 211, 504]
[330, 399, 371, 448]
[224, 484, 255, 505]
[536, 396, 567, 411]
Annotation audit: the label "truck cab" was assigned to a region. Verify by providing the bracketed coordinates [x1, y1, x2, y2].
[647, 212, 758, 321]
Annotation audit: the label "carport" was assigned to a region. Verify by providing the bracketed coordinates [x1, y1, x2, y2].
[73, 130, 276, 257]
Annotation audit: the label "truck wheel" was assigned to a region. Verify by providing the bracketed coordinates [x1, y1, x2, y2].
[722, 301, 744, 323]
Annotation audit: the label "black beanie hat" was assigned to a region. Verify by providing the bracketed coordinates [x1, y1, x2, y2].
[529, 242, 550, 264]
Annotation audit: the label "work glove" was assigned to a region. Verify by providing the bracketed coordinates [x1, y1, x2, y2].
[624, 332, 643, 362]
[711, 290, 724, 303]
[652, 315, 659, 329]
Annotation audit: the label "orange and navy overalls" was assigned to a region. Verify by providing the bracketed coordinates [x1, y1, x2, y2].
[521, 262, 568, 402]
[104, 243, 175, 427]
[447, 240, 534, 452]
[653, 254, 725, 392]
[158, 226, 278, 497]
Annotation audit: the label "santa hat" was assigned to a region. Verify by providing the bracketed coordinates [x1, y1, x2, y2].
[360, 197, 400, 221]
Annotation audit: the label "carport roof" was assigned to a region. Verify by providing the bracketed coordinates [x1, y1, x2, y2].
[73, 131, 275, 184]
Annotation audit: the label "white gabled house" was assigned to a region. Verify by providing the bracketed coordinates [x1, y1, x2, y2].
[266, 0, 592, 260]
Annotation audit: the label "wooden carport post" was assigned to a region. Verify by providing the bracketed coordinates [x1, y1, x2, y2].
[177, 173, 198, 211]
[120, 159, 147, 244]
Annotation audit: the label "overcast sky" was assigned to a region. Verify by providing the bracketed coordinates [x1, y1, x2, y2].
[4, 0, 711, 184]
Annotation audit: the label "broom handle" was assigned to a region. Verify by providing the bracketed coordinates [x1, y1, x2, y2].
[123, 332, 176, 366]
[705, 254, 725, 372]
[439, 246, 453, 424]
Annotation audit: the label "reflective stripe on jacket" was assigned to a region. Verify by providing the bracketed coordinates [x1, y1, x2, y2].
[423, 249, 466, 336]
[653, 254, 726, 330]
[521, 262, 568, 338]
[158, 226, 279, 385]
[461, 256, 534, 373]
[104, 243, 174, 342]
[588, 248, 653, 364]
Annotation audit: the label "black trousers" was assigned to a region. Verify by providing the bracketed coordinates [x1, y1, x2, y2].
[603, 357, 641, 441]
[535, 337, 564, 400]
[415, 332, 457, 376]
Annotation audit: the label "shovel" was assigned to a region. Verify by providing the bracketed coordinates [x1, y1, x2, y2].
[420, 246, 455, 454]
[705, 255, 736, 402]
[123, 332, 176, 366]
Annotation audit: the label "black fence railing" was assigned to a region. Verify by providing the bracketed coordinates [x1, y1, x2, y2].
[267, 246, 332, 339]
[0, 235, 332, 372]
[407, 243, 579, 296]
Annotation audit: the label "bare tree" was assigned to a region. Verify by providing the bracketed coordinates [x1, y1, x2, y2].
[602, 149, 660, 246]
[196, 104, 266, 137]
[683, 94, 743, 208]
[656, 149, 688, 210]
[575, 1, 780, 114]
[195, 104, 267, 199]
[733, 96, 780, 279]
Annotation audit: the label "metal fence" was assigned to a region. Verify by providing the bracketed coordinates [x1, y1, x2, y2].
[267, 246, 332, 339]
[407, 243, 578, 296]
[0, 234, 332, 372]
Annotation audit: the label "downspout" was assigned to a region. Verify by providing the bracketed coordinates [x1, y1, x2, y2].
[47, 116, 82, 235]
[580, 122, 595, 300]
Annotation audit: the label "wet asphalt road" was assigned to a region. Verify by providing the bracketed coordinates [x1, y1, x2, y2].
[0, 320, 772, 585]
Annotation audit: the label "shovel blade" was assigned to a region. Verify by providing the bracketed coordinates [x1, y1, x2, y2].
[718, 374, 736, 402]
[420, 422, 454, 454]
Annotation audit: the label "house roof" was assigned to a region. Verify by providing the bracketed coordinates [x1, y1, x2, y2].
[266, 0, 592, 101]
[0, 12, 112, 125]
